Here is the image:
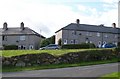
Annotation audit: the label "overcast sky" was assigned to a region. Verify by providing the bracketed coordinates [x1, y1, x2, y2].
[0, 0, 118, 37]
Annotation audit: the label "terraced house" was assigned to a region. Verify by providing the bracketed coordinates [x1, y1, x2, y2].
[0, 22, 45, 50]
[55, 19, 120, 47]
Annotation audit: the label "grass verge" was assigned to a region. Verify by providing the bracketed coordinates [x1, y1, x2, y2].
[2, 58, 118, 72]
[98, 72, 120, 79]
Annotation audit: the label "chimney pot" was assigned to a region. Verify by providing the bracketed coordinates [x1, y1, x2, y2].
[20, 22, 24, 30]
[76, 19, 80, 24]
[112, 23, 116, 28]
[3, 22, 8, 30]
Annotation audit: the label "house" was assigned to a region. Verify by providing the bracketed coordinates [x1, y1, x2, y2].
[55, 19, 120, 47]
[0, 22, 45, 50]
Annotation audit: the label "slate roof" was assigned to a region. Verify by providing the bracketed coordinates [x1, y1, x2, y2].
[0, 27, 45, 38]
[55, 23, 120, 34]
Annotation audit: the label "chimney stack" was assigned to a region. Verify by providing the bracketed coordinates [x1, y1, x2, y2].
[76, 19, 80, 24]
[20, 22, 25, 30]
[112, 23, 116, 28]
[3, 22, 8, 30]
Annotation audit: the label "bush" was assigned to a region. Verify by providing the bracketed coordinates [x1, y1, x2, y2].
[4, 45, 18, 50]
[61, 43, 96, 49]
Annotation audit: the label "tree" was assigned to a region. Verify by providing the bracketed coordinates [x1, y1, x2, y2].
[40, 35, 55, 47]
[58, 38, 62, 46]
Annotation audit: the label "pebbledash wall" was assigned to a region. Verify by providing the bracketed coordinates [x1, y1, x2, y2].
[55, 19, 120, 47]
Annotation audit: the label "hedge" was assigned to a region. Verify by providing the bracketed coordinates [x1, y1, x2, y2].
[61, 43, 96, 49]
[4, 45, 18, 50]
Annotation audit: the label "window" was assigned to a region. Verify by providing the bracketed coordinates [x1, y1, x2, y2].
[90, 41, 92, 43]
[18, 45, 26, 49]
[103, 41, 106, 44]
[86, 32, 92, 36]
[115, 35, 117, 38]
[2, 36, 7, 41]
[104, 34, 108, 38]
[98, 41, 101, 48]
[75, 40, 78, 44]
[97, 33, 100, 37]
[20, 36, 25, 41]
[72, 31, 76, 35]
[29, 45, 34, 50]
[64, 39, 67, 44]
[70, 40, 74, 44]
[113, 42, 117, 46]
[86, 32, 89, 36]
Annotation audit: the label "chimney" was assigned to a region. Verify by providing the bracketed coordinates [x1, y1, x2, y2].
[20, 22, 25, 30]
[76, 19, 80, 24]
[112, 23, 116, 28]
[3, 22, 8, 30]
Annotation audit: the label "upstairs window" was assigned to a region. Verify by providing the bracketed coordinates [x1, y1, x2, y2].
[72, 31, 77, 35]
[115, 35, 117, 38]
[86, 32, 92, 36]
[20, 36, 26, 41]
[104, 34, 108, 38]
[97, 33, 100, 37]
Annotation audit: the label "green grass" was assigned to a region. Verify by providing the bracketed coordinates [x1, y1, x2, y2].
[1, 48, 111, 57]
[99, 72, 120, 79]
[2, 58, 118, 72]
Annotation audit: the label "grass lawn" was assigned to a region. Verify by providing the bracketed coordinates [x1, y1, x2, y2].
[1, 48, 111, 57]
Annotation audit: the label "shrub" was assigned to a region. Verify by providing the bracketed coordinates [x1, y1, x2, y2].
[4, 45, 18, 50]
[61, 43, 96, 49]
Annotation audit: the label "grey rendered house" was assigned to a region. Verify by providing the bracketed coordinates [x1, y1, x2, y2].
[55, 19, 120, 47]
[0, 22, 45, 50]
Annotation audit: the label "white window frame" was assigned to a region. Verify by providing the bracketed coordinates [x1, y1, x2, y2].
[86, 32, 89, 36]
[64, 39, 67, 44]
[70, 40, 74, 44]
[115, 35, 117, 38]
[72, 31, 77, 35]
[29, 45, 34, 50]
[97, 33, 100, 37]
[98, 41, 101, 48]
[103, 41, 106, 44]
[20, 36, 26, 41]
[86, 32, 92, 36]
[104, 34, 108, 38]
[18, 45, 26, 50]
[90, 41, 92, 43]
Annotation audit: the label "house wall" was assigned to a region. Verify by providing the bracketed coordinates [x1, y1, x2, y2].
[55, 30, 62, 44]
[57, 29, 119, 47]
[2, 34, 42, 49]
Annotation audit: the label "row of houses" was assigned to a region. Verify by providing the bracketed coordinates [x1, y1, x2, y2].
[0, 19, 120, 49]
[55, 19, 120, 48]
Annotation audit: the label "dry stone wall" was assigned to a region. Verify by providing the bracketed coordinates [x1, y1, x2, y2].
[2, 49, 118, 67]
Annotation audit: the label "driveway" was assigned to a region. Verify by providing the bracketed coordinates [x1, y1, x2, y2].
[2, 63, 119, 77]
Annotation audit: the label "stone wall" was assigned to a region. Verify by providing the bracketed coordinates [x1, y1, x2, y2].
[2, 49, 118, 67]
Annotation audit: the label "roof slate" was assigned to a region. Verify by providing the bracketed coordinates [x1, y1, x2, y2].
[0, 27, 45, 38]
[55, 23, 120, 34]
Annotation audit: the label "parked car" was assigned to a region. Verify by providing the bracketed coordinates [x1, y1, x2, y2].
[39, 44, 60, 50]
[102, 43, 116, 48]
